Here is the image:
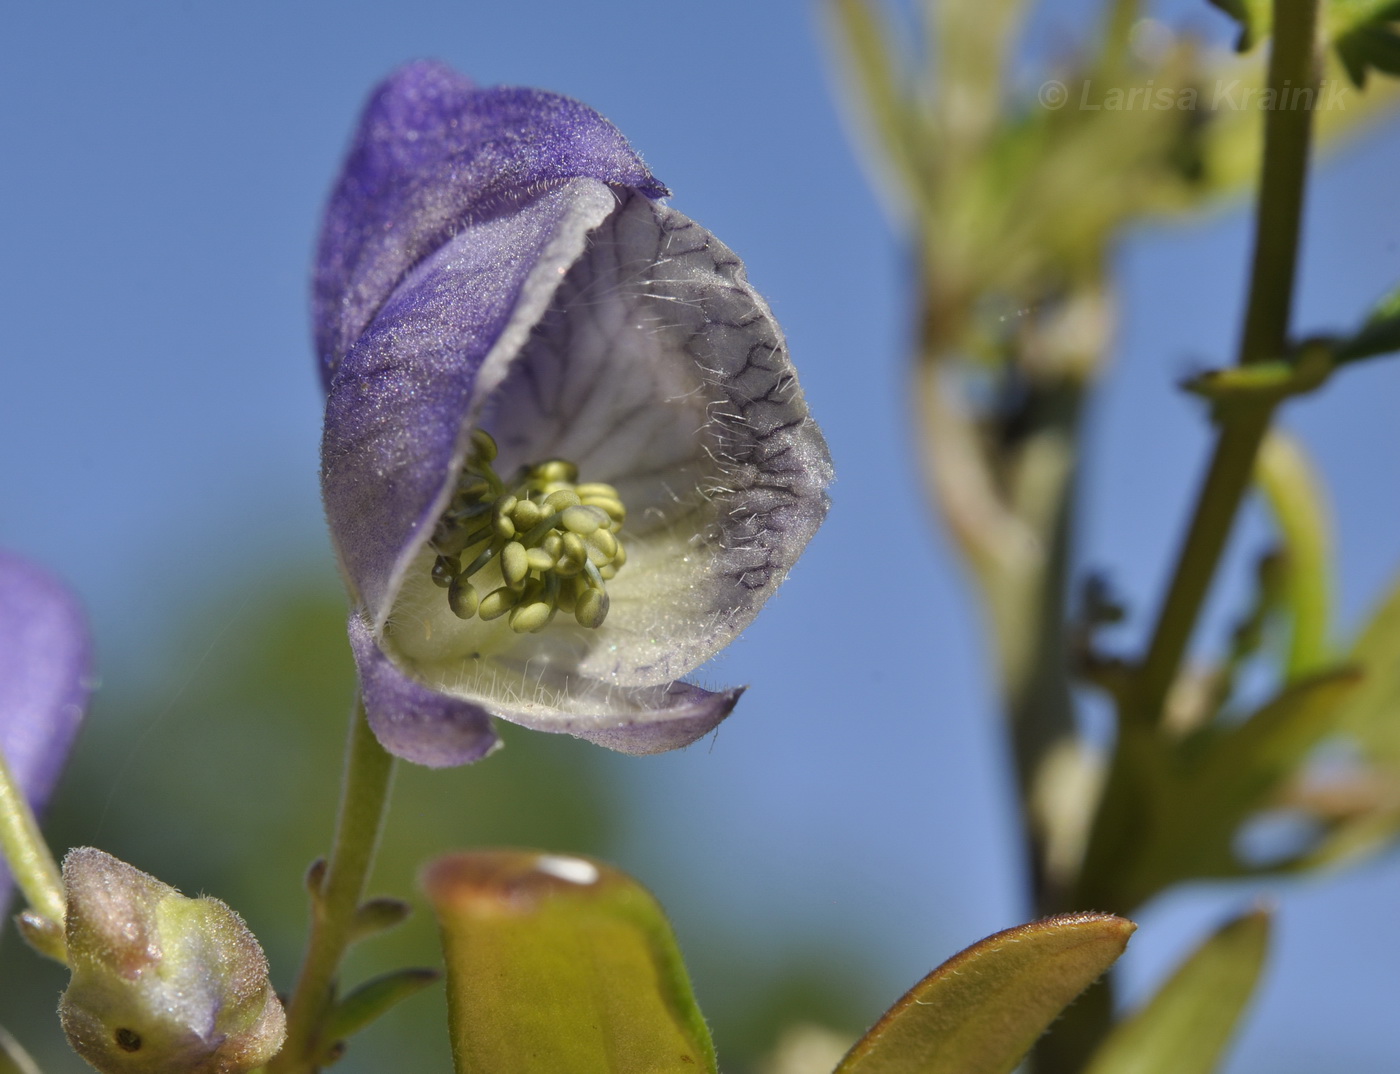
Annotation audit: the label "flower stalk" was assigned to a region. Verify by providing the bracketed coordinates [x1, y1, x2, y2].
[267, 698, 394, 1074]
[0, 744, 66, 938]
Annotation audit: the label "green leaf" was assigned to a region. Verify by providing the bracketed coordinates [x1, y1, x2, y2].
[1282, 569, 1400, 868]
[1254, 431, 1335, 681]
[347, 896, 413, 943]
[1330, 0, 1400, 85]
[324, 968, 440, 1046]
[1206, 0, 1272, 49]
[1194, 668, 1362, 826]
[1335, 569, 1400, 766]
[422, 850, 717, 1074]
[1081, 670, 1362, 908]
[834, 913, 1135, 1074]
[1334, 283, 1400, 364]
[0, 1027, 43, 1074]
[1083, 909, 1270, 1074]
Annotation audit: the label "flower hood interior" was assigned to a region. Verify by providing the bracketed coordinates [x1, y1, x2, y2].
[382, 191, 831, 705]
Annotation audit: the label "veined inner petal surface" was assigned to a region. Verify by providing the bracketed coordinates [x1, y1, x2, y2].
[385, 192, 828, 707]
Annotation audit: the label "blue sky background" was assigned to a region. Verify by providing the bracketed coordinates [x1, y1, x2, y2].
[2, 2, 1399, 1070]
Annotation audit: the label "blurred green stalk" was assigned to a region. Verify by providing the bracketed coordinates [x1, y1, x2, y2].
[264, 699, 394, 1074]
[0, 745, 66, 941]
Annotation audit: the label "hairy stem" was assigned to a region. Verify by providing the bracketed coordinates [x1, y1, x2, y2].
[266, 698, 395, 1074]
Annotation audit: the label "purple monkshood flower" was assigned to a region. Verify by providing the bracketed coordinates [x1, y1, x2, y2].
[0, 551, 91, 921]
[316, 62, 832, 767]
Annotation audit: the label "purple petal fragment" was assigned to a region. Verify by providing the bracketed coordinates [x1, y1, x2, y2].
[0, 551, 92, 920]
[494, 683, 745, 756]
[348, 614, 499, 768]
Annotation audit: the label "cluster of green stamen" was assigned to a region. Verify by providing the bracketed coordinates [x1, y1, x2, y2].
[429, 430, 627, 633]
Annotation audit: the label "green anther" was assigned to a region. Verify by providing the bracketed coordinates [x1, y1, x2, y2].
[511, 499, 543, 529]
[589, 529, 618, 560]
[509, 601, 555, 634]
[478, 587, 520, 621]
[536, 460, 579, 484]
[574, 482, 618, 499]
[459, 477, 491, 499]
[553, 534, 587, 577]
[448, 577, 479, 619]
[500, 541, 530, 586]
[526, 547, 556, 573]
[544, 489, 582, 512]
[470, 428, 498, 462]
[581, 495, 625, 523]
[431, 555, 459, 588]
[574, 587, 609, 629]
[561, 505, 605, 535]
[428, 432, 628, 634]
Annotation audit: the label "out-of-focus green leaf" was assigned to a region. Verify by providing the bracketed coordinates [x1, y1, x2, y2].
[1280, 569, 1400, 868]
[1082, 909, 1270, 1074]
[346, 896, 412, 944]
[1330, 1, 1400, 85]
[1254, 432, 1334, 681]
[0, 1027, 42, 1074]
[423, 850, 716, 1074]
[825, 0, 930, 215]
[1080, 670, 1361, 909]
[1335, 283, 1400, 364]
[324, 968, 440, 1049]
[1206, 0, 1272, 49]
[1193, 668, 1362, 826]
[834, 913, 1134, 1074]
[1334, 570, 1400, 765]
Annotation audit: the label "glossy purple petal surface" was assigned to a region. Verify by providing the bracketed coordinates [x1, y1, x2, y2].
[0, 551, 91, 920]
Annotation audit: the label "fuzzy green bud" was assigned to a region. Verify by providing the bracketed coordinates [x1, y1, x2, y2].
[57, 848, 285, 1074]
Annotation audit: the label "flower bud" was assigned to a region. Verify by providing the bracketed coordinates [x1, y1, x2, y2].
[58, 848, 285, 1074]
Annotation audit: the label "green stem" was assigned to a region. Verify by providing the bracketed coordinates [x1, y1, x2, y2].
[1048, 4, 1322, 1069]
[1127, 0, 1320, 728]
[267, 697, 395, 1074]
[0, 745, 66, 929]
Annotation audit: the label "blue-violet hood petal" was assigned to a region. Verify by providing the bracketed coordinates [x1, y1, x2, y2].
[317, 62, 831, 765]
